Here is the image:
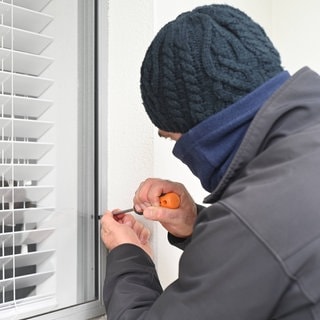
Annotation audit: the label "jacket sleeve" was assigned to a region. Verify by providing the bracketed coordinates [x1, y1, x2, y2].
[167, 203, 206, 250]
[103, 203, 289, 320]
[103, 244, 163, 319]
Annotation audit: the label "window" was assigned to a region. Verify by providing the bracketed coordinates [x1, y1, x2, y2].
[0, 0, 106, 319]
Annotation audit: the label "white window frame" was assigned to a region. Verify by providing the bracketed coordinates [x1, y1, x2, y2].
[0, 0, 108, 318]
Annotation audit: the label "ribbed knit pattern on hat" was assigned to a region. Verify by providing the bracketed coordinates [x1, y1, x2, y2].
[140, 4, 283, 133]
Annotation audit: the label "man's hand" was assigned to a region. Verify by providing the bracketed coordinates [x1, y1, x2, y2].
[133, 178, 197, 238]
[100, 212, 153, 258]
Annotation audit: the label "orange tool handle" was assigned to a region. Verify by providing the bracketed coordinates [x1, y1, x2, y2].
[159, 192, 180, 209]
[108, 192, 181, 217]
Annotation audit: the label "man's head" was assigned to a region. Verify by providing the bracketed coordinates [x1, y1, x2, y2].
[140, 4, 283, 134]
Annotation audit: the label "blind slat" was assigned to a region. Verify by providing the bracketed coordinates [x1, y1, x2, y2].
[0, 71, 53, 97]
[0, 48, 53, 76]
[2, 271, 54, 290]
[0, 186, 53, 202]
[1, 95, 53, 118]
[14, 229, 54, 246]
[0, 25, 53, 55]
[0, 141, 54, 160]
[0, 118, 53, 140]
[0, 2, 53, 34]
[0, 250, 55, 269]
[3, 0, 52, 12]
[1, 164, 53, 181]
[0, 207, 54, 224]
[0, 229, 54, 248]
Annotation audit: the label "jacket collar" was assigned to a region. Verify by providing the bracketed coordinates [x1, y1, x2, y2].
[204, 67, 320, 203]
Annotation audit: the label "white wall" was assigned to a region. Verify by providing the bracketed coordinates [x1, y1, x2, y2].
[107, 0, 320, 289]
[270, 0, 320, 74]
[106, 0, 155, 238]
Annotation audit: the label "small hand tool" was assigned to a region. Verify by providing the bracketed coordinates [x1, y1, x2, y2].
[112, 192, 180, 216]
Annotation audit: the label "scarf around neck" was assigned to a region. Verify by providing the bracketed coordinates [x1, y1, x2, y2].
[172, 71, 290, 192]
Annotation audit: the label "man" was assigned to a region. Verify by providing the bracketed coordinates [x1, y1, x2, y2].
[100, 4, 320, 319]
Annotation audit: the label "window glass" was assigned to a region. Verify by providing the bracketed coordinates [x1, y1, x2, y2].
[0, 0, 103, 318]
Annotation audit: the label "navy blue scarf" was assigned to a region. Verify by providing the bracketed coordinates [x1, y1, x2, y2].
[173, 71, 290, 192]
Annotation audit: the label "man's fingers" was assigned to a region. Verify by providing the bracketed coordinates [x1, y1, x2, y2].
[143, 206, 177, 223]
[129, 217, 151, 244]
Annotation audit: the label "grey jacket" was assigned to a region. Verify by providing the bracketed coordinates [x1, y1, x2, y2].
[104, 67, 320, 319]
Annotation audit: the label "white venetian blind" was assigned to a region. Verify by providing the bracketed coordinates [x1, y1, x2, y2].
[0, 0, 55, 312]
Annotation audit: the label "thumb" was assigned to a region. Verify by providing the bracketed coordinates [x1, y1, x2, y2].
[100, 211, 117, 228]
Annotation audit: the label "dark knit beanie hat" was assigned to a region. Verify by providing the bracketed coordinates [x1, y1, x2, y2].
[140, 4, 283, 133]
